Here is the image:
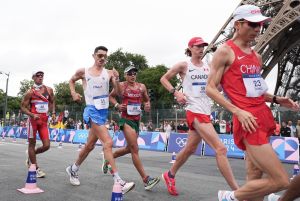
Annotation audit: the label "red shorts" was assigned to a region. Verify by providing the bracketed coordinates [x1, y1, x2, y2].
[233, 104, 275, 150]
[27, 115, 49, 140]
[186, 110, 211, 130]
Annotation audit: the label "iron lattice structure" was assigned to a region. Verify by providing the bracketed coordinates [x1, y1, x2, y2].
[204, 0, 300, 101]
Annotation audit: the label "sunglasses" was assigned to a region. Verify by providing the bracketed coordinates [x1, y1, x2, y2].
[193, 44, 206, 48]
[35, 73, 44, 77]
[238, 20, 263, 28]
[95, 53, 107, 59]
[126, 72, 137, 76]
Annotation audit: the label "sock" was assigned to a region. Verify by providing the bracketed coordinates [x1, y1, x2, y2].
[113, 172, 122, 183]
[168, 170, 175, 178]
[143, 176, 149, 183]
[71, 163, 79, 172]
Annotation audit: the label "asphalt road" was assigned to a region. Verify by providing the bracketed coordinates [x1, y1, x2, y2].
[0, 138, 299, 201]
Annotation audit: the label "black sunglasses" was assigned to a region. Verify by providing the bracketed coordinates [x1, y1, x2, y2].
[238, 20, 263, 28]
[126, 71, 137, 76]
[35, 73, 44, 77]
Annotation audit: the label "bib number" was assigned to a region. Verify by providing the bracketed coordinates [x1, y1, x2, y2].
[93, 95, 109, 110]
[127, 103, 141, 115]
[192, 82, 206, 97]
[35, 102, 48, 113]
[242, 74, 268, 97]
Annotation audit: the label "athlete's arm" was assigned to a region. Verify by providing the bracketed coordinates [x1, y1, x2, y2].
[160, 62, 187, 104]
[20, 90, 39, 120]
[109, 82, 125, 111]
[48, 87, 56, 115]
[141, 84, 150, 112]
[69, 68, 84, 102]
[206, 45, 258, 133]
[109, 68, 121, 95]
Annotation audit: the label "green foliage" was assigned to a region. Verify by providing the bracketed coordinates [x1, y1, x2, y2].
[18, 79, 34, 97]
[137, 65, 179, 108]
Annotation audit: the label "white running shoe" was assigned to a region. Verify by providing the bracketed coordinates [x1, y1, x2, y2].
[36, 168, 46, 178]
[218, 190, 234, 201]
[268, 193, 281, 201]
[66, 165, 80, 186]
[118, 180, 135, 194]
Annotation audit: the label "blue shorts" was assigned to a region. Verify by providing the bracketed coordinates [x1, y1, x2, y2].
[83, 105, 108, 127]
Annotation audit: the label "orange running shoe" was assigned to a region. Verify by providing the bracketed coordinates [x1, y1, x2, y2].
[162, 171, 178, 196]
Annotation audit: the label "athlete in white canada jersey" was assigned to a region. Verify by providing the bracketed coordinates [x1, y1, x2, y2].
[160, 37, 238, 197]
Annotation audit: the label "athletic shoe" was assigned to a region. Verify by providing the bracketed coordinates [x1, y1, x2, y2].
[36, 168, 46, 178]
[117, 180, 135, 194]
[218, 190, 235, 201]
[66, 165, 80, 186]
[144, 176, 160, 190]
[268, 193, 280, 201]
[162, 171, 178, 196]
[102, 154, 109, 174]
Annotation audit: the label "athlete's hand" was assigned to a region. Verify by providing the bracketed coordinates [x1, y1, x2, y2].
[235, 109, 258, 133]
[276, 97, 300, 111]
[174, 91, 187, 105]
[71, 91, 82, 102]
[112, 68, 119, 80]
[32, 114, 40, 120]
[144, 102, 151, 112]
[118, 103, 127, 112]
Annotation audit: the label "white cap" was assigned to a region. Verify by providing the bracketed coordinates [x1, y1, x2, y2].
[32, 70, 44, 77]
[232, 5, 271, 23]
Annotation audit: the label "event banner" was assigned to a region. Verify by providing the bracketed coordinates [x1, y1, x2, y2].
[203, 134, 244, 158]
[270, 136, 299, 164]
[167, 133, 202, 155]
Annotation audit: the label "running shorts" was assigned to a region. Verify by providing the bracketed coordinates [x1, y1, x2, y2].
[233, 104, 275, 150]
[186, 110, 211, 131]
[83, 105, 108, 127]
[27, 115, 49, 140]
[119, 118, 139, 134]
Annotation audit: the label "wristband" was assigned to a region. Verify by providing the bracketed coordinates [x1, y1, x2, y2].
[273, 96, 279, 104]
[114, 103, 119, 109]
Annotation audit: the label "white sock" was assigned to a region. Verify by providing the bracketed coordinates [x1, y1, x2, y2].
[113, 172, 123, 183]
[229, 191, 238, 201]
[71, 163, 79, 172]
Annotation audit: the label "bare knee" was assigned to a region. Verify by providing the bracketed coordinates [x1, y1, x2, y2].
[42, 144, 50, 151]
[128, 143, 139, 154]
[102, 139, 113, 151]
[85, 143, 95, 152]
[215, 144, 227, 157]
[246, 165, 262, 180]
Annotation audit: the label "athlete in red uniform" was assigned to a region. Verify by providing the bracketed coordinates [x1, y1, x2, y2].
[21, 70, 55, 178]
[103, 66, 160, 190]
[206, 5, 299, 201]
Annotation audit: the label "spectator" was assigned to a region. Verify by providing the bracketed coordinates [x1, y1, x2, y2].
[287, 120, 296, 137]
[274, 119, 280, 136]
[280, 121, 291, 137]
[147, 121, 153, 131]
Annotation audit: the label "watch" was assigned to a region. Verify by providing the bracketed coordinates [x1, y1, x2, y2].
[272, 96, 279, 104]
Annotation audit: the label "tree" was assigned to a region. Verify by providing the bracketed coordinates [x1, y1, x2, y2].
[106, 48, 149, 81]
[137, 64, 179, 108]
[18, 79, 34, 97]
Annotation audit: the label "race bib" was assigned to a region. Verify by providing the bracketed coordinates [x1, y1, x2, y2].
[192, 82, 206, 97]
[35, 102, 48, 113]
[242, 74, 268, 97]
[127, 102, 141, 115]
[93, 95, 109, 110]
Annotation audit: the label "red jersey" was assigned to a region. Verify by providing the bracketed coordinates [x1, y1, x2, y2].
[220, 40, 266, 109]
[30, 86, 50, 116]
[121, 82, 142, 121]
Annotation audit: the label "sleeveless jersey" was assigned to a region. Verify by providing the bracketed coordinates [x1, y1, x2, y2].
[220, 40, 267, 109]
[84, 68, 110, 110]
[30, 86, 50, 115]
[182, 60, 211, 115]
[121, 82, 143, 121]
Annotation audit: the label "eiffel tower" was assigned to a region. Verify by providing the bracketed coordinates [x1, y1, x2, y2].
[204, 0, 300, 103]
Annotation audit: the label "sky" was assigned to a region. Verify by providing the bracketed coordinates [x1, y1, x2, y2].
[0, 0, 277, 97]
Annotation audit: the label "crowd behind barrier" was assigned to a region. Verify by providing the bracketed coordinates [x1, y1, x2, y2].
[1, 126, 299, 164]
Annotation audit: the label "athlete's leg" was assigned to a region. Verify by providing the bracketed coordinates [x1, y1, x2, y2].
[113, 146, 131, 158]
[121, 123, 147, 180]
[169, 130, 202, 176]
[245, 153, 264, 201]
[234, 141, 289, 200]
[27, 120, 38, 165]
[75, 128, 98, 166]
[280, 174, 300, 201]
[90, 122, 117, 172]
[35, 122, 50, 155]
[192, 119, 239, 190]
